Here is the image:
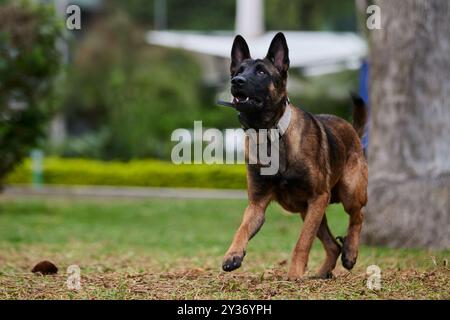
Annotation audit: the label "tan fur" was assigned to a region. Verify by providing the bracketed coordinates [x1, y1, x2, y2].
[223, 32, 367, 279]
[223, 105, 368, 279]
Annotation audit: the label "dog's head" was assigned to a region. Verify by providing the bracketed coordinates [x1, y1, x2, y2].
[230, 32, 290, 129]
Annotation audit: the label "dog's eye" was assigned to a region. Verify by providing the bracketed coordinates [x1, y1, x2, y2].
[257, 70, 266, 76]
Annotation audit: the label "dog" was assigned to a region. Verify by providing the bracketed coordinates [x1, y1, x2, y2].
[222, 32, 368, 280]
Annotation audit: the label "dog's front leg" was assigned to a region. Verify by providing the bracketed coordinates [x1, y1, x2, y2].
[288, 193, 329, 280]
[222, 200, 269, 272]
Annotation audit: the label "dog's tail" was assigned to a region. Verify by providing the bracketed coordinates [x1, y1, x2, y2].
[350, 92, 367, 139]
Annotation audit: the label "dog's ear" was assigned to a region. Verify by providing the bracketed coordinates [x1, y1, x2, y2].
[266, 32, 289, 76]
[230, 35, 251, 75]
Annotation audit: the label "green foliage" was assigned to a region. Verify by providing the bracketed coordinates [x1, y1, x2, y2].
[0, 1, 62, 184]
[53, 1, 359, 161]
[112, 0, 356, 31]
[165, 0, 236, 30]
[7, 157, 247, 189]
[110, 0, 236, 29]
[104, 49, 206, 159]
[266, 0, 356, 31]
[62, 10, 230, 160]
[290, 70, 359, 119]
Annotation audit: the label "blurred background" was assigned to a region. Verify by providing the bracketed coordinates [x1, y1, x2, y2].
[0, 0, 365, 167]
[1, 0, 449, 248]
[0, 0, 448, 299]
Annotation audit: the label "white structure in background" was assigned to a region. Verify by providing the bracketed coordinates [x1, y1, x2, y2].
[147, 31, 366, 76]
[236, 0, 264, 38]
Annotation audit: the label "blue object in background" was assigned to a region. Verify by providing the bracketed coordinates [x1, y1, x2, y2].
[358, 59, 370, 153]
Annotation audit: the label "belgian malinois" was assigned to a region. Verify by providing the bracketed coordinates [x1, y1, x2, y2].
[221, 32, 368, 280]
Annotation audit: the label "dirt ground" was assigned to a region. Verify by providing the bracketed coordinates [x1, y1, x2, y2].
[1, 250, 448, 300]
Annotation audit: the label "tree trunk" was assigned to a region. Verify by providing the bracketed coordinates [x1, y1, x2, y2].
[362, 0, 450, 249]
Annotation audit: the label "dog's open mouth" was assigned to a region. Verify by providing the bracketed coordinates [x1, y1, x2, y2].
[232, 95, 263, 110]
[232, 95, 250, 103]
[232, 95, 261, 104]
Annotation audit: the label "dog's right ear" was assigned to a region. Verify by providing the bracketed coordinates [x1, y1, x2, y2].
[230, 35, 251, 75]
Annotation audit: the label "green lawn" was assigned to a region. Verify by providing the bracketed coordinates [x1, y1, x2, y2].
[0, 196, 448, 299]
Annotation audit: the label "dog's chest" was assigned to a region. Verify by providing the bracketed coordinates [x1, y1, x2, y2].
[276, 172, 314, 212]
[256, 167, 314, 213]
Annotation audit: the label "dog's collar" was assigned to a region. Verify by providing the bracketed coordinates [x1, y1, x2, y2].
[244, 100, 292, 145]
[275, 100, 292, 137]
[243, 99, 292, 137]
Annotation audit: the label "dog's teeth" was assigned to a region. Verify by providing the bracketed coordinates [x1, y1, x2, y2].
[245, 97, 249, 102]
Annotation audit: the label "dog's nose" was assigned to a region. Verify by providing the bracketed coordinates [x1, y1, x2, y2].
[231, 76, 246, 86]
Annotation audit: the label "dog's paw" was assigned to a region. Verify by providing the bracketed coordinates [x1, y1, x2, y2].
[341, 253, 356, 270]
[286, 273, 307, 282]
[338, 236, 357, 270]
[310, 271, 335, 280]
[222, 252, 245, 272]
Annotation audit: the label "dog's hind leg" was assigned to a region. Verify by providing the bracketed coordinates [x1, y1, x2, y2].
[315, 216, 342, 278]
[339, 207, 364, 270]
[337, 154, 367, 270]
[222, 199, 270, 272]
[288, 193, 329, 280]
[298, 213, 341, 279]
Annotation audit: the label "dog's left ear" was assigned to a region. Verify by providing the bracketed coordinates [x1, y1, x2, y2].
[266, 32, 290, 76]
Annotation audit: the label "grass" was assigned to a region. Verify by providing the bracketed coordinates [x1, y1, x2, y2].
[0, 195, 448, 299]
